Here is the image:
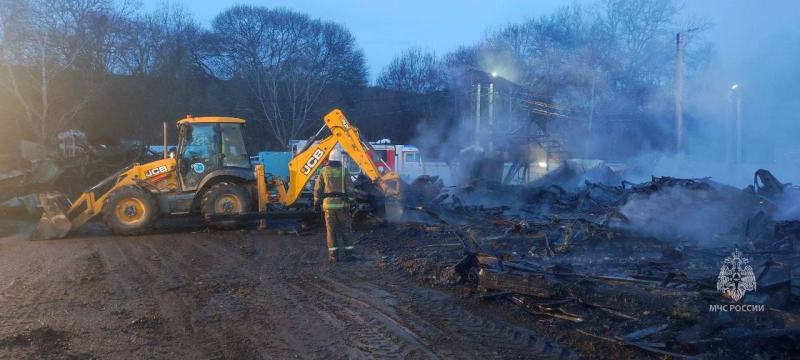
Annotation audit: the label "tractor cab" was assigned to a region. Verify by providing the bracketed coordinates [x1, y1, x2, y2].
[176, 116, 251, 191]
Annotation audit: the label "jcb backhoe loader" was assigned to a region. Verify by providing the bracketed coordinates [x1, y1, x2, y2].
[34, 109, 405, 239]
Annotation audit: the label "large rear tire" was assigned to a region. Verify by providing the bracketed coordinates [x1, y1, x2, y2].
[102, 185, 157, 235]
[201, 182, 251, 230]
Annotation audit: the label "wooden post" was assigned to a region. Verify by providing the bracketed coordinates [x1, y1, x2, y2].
[255, 164, 268, 230]
[163, 122, 168, 159]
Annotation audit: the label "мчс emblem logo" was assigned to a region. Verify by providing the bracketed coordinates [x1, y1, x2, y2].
[716, 248, 757, 302]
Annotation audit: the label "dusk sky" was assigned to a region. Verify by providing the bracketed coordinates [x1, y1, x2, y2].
[140, 0, 800, 85]
[141, 0, 583, 79]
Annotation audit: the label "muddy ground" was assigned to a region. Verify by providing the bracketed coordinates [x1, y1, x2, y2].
[1, 212, 797, 359]
[0, 217, 580, 359]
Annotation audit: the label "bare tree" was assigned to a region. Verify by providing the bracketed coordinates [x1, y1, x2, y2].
[0, 0, 128, 144]
[116, 2, 203, 78]
[443, 45, 479, 76]
[208, 5, 367, 149]
[377, 47, 446, 94]
[373, 47, 449, 141]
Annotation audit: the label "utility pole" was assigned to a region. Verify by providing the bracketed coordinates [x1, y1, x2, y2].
[736, 95, 743, 163]
[475, 83, 481, 147]
[726, 93, 733, 165]
[508, 87, 514, 124]
[727, 84, 741, 165]
[163, 122, 168, 160]
[488, 83, 494, 152]
[675, 32, 684, 154]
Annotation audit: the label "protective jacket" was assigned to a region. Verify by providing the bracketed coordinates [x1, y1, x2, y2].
[313, 161, 355, 210]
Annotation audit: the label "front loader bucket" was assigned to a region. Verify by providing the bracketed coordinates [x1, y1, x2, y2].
[32, 192, 73, 240]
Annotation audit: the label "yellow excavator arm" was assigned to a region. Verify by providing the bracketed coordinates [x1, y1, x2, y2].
[273, 109, 401, 207]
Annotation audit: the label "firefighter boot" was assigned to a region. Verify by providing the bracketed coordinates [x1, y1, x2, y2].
[328, 250, 339, 263]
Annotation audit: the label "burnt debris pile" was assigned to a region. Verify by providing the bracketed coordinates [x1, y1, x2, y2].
[0, 138, 149, 217]
[372, 167, 800, 359]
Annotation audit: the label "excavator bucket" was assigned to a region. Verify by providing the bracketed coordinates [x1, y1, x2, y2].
[32, 192, 73, 240]
[384, 197, 403, 222]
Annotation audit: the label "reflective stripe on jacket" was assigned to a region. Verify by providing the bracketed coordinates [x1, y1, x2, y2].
[313, 162, 355, 210]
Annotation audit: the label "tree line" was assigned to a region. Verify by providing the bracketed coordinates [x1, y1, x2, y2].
[0, 0, 709, 159]
[376, 0, 711, 158]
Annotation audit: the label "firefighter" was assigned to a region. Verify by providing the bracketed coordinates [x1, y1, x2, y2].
[314, 148, 356, 263]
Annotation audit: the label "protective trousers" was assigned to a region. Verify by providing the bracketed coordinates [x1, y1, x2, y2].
[324, 208, 354, 258]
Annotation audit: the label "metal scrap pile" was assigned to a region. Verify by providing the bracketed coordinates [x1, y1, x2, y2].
[382, 167, 800, 359]
[0, 136, 147, 217]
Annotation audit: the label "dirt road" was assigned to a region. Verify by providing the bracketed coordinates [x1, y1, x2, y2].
[0, 219, 577, 359]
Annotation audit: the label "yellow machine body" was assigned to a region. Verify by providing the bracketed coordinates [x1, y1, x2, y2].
[34, 111, 403, 239]
[177, 116, 245, 125]
[35, 116, 248, 239]
[271, 109, 402, 207]
[65, 158, 179, 229]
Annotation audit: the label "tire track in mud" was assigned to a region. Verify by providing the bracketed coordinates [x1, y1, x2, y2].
[1, 223, 580, 359]
[376, 267, 581, 360]
[205, 231, 430, 359]
[240, 233, 351, 359]
[102, 236, 260, 358]
[168, 231, 338, 359]
[310, 281, 442, 359]
[110, 235, 274, 359]
[136, 239, 238, 358]
[247, 226, 579, 360]
[237, 229, 578, 360]
[251, 232, 388, 359]
[99, 239, 181, 357]
[281, 276, 435, 359]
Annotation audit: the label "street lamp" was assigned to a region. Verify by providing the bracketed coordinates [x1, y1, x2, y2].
[675, 27, 700, 155]
[727, 84, 743, 164]
[491, 72, 498, 77]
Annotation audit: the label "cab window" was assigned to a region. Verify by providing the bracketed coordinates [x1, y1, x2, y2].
[372, 150, 387, 162]
[221, 124, 250, 168]
[182, 124, 215, 166]
[180, 124, 217, 189]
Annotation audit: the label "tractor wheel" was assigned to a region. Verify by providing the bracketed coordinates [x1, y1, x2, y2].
[102, 185, 157, 235]
[201, 182, 251, 230]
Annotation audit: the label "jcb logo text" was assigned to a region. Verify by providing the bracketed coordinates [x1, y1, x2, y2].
[301, 149, 325, 175]
[145, 165, 169, 178]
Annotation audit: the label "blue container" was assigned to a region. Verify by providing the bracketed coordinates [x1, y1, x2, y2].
[252, 151, 293, 178]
